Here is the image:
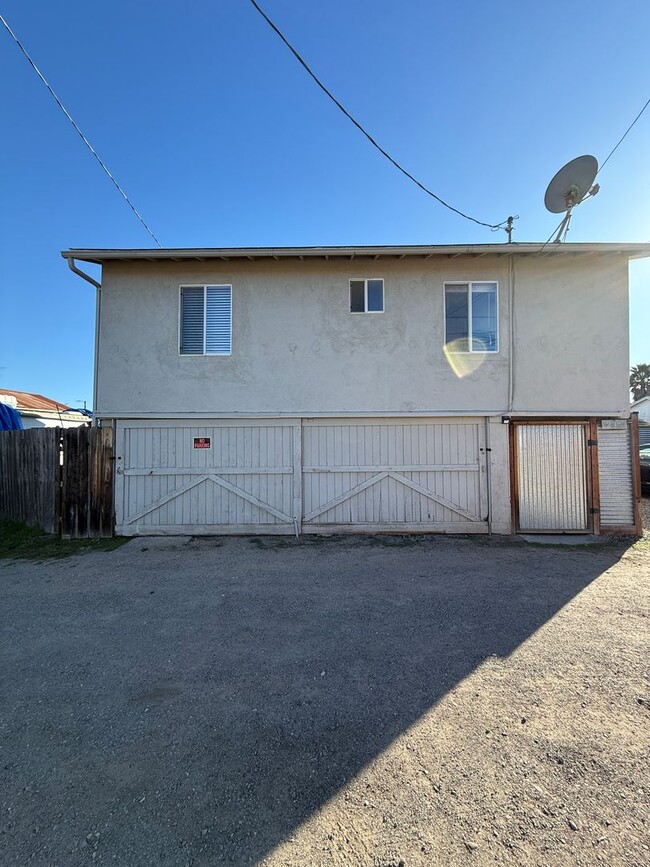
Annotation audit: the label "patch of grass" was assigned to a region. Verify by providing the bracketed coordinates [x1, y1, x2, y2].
[0, 520, 128, 560]
[248, 533, 428, 550]
[248, 531, 643, 554]
[248, 535, 330, 550]
[248, 536, 301, 550]
[297, 534, 329, 547]
[189, 537, 223, 547]
[362, 534, 423, 548]
[631, 534, 650, 553]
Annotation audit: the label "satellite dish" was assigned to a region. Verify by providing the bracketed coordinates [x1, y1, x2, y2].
[544, 155, 598, 213]
[544, 155, 600, 242]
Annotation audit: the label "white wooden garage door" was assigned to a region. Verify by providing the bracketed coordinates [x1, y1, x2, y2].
[302, 419, 487, 533]
[115, 418, 488, 535]
[115, 420, 299, 535]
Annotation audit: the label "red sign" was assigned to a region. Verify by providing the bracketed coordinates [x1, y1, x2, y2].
[193, 437, 211, 449]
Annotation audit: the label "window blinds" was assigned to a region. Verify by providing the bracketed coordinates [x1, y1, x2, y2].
[180, 285, 232, 354]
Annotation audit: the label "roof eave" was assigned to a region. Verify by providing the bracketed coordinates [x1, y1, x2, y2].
[61, 242, 650, 265]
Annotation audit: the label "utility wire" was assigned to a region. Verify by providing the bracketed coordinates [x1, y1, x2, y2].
[0, 14, 162, 247]
[598, 96, 650, 175]
[247, 0, 511, 231]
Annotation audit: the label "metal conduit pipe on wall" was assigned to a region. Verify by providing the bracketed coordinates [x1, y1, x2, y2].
[67, 258, 102, 426]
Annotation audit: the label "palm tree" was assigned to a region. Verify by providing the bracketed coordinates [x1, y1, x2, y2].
[630, 363, 650, 401]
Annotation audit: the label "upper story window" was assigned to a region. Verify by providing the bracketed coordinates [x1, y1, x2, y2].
[180, 285, 232, 355]
[350, 278, 384, 313]
[444, 281, 498, 352]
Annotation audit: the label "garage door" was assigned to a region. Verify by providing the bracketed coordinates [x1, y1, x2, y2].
[115, 420, 299, 535]
[115, 418, 488, 535]
[302, 418, 488, 533]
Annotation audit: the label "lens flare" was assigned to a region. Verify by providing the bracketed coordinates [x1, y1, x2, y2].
[443, 339, 486, 378]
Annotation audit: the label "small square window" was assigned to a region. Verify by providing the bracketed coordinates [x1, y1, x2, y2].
[180, 284, 232, 355]
[350, 278, 384, 313]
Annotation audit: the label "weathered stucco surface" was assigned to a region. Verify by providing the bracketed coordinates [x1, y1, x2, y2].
[96, 254, 630, 417]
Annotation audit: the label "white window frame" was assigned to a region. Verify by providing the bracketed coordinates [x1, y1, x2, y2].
[349, 278, 385, 314]
[178, 284, 233, 356]
[443, 280, 499, 353]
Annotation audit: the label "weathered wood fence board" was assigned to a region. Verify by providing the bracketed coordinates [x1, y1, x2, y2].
[61, 427, 114, 537]
[0, 428, 60, 533]
[0, 427, 114, 538]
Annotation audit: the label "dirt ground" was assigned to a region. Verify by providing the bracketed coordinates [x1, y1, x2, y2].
[640, 493, 650, 532]
[1, 532, 649, 867]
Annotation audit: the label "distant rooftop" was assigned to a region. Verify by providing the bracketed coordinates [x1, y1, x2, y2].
[0, 389, 86, 416]
[61, 242, 650, 265]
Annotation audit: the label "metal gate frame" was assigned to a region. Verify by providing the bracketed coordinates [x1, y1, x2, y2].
[509, 419, 595, 534]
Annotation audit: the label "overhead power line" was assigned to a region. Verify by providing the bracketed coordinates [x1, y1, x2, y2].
[0, 14, 162, 247]
[247, 0, 511, 231]
[598, 96, 650, 175]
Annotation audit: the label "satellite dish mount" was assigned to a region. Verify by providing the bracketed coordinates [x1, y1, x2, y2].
[544, 155, 600, 243]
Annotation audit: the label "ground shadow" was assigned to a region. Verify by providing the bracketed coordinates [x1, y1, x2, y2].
[0, 534, 635, 865]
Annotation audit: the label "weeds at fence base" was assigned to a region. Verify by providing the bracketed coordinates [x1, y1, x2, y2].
[0, 520, 128, 561]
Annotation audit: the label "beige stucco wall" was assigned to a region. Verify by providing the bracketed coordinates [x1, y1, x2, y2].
[95, 253, 630, 417]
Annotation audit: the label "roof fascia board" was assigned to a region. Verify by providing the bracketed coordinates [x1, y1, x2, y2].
[61, 243, 650, 264]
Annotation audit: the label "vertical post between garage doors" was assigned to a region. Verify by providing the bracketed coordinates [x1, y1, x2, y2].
[293, 418, 302, 537]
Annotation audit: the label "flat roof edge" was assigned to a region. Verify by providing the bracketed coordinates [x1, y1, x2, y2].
[61, 242, 650, 264]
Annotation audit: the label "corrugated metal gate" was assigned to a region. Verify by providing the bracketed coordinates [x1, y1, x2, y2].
[598, 426, 635, 528]
[115, 418, 488, 535]
[514, 423, 589, 532]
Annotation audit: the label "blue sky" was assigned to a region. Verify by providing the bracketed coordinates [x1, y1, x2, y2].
[1, 0, 648, 408]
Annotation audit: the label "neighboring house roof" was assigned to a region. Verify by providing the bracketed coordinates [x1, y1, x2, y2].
[61, 242, 650, 265]
[0, 390, 90, 426]
[631, 395, 650, 408]
[0, 389, 71, 412]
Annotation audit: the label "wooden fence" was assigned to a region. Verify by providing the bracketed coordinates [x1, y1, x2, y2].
[0, 426, 114, 538]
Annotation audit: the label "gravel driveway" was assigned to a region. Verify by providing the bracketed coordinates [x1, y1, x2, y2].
[2, 534, 648, 866]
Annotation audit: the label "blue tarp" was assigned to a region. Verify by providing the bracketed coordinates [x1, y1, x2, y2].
[0, 402, 24, 430]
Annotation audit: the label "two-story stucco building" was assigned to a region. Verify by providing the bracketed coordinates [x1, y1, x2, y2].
[62, 243, 648, 537]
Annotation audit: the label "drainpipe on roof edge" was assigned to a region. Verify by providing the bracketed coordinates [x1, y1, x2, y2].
[67, 258, 102, 426]
[67, 256, 101, 289]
